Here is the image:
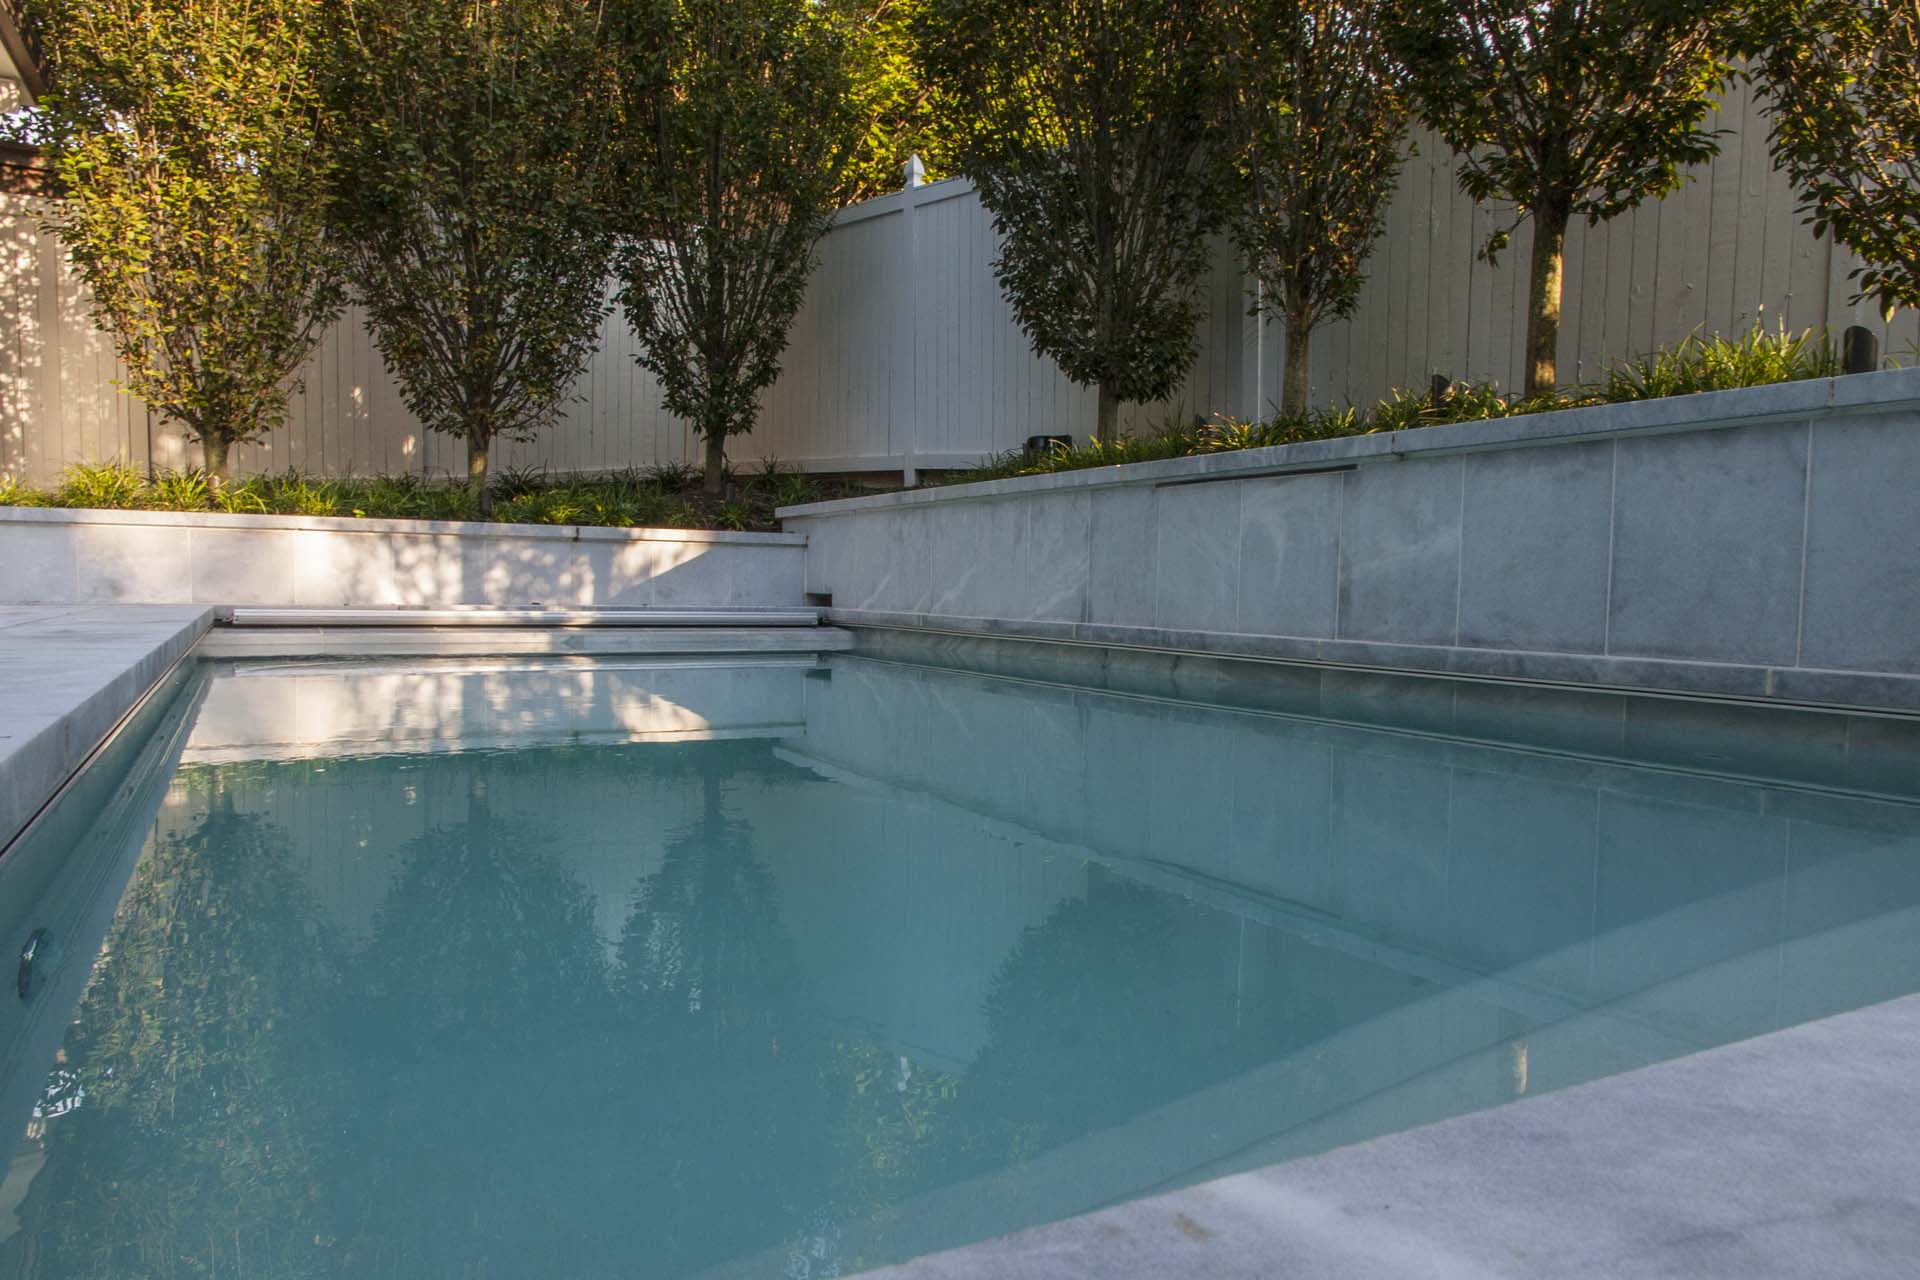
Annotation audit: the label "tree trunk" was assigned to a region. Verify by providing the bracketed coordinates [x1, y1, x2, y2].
[1095, 383, 1121, 444]
[468, 434, 492, 518]
[202, 432, 231, 486]
[1280, 319, 1312, 419]
[1525, 199, 1570, 399]
[703, 433, 726, 498]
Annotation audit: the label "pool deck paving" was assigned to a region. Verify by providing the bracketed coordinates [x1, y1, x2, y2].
[856, 991, 1920, 1279]
[0, 604, 212, 853]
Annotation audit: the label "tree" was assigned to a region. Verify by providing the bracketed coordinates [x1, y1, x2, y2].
[1744, 0, 1920, 318]
[37, 0, 344, 482]
[1390, 0, 1734, 396]
[917, 0, 1228, 442]
[824, 0, 959, 207]
[329, 0, 617, 515]
[1223, 0, 1409, 417]
[609, 0, 859, 497]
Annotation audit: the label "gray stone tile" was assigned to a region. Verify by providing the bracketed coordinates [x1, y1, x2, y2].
[1236, 471, 1341, 639]
[74, 522, 194, 603]
[464, 533, 588, 607]
[1457, 441, 1613, 654]
[1608, 420, 1809, 664]
[1800, 409, 1920, 674]
[0, 524, 79, 604]
[1026, 491, 1090, 623]
[1087, 486, 1157, 627]
[1153, 481, 1241, 634]
[929, 502, 1023, 618]
[729, 543, 805, 606]
[187, 527, 298, 606]
[1337, 455, 1463, 646]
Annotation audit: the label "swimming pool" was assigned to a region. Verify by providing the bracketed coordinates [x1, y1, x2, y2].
[4, 648, 1918, 1277]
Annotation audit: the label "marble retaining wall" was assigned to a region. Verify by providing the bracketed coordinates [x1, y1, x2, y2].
[781, 369, 1920, 712]
[0, 507, 807, 609]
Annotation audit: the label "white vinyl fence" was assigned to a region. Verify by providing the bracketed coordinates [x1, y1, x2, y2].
[2, 72, 1916, 487]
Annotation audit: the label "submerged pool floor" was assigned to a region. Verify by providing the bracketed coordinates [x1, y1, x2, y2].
[3, 651, 1919, 1277]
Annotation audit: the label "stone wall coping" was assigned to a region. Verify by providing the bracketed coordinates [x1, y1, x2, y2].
[0, 503, 808, 546]
[777, 366, 1920, 519]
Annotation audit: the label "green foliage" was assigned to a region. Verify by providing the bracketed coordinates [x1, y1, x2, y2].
[940, 321, 1844, 484]
[823, 0, 959, 205]
[610, 0, 861, 496]
[0, 474, 47, 506]
[1596, 323, 1842, 400]
[917, 0, 1230, 442]
[37, 0, 346, 479]
[1743, 0, 1920, 318]
[1222, 0, 1409, 416]
[1389, 0, 1736, 395]
[1, 463, 863, 530]
[55, 460, 145, 508]
[328, 0, 617, 514]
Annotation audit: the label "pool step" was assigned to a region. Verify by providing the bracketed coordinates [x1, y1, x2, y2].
[196, 624, 855, 659]
[218, 606, 826, 628]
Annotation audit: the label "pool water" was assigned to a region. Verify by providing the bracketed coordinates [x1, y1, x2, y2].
[3, 651, 1919, 1277]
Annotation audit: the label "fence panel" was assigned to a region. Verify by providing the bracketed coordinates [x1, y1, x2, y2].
[4, 74, 1918, 487]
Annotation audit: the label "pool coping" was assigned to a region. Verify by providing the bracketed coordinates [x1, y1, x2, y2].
[776, 366, 1920, 518]
[0, 604, 213, 855]
[852, 991, 1920, 1280]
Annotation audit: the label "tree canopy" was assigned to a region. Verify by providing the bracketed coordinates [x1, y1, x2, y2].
[328, 0, 619, 513]
[1745, 0, 1920, 319]
[917, 0, 1229, 442]
[37, 0, 345, 480]
[609, 0, 859, 495]
[1223, 0, 1408, 417]
[1390, 0, 1735, 396]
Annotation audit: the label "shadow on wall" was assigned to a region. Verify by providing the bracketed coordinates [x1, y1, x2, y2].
[0, 508, 806, 607]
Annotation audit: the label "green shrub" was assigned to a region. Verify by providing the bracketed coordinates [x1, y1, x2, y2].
[935, 322, 1849, 487]
[1594, 323, 1841, 402]
[56, 461, 146, 508]
[149, 468, 214, 510]
[0, 475, 49, 506]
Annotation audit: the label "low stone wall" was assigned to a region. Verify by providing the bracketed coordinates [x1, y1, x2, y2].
[0, 507, 807, 608]
[780, 368, 1920, 712]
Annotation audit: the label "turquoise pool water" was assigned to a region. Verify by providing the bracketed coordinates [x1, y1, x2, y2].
[3, 651, 1919, 1277]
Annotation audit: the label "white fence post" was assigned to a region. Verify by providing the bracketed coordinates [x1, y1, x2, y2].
[897, 155, 926, 487]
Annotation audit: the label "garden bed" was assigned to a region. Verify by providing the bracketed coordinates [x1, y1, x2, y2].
[0, 460, 872, 535]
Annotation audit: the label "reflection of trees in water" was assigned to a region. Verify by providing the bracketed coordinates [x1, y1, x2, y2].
[12, 742, 1356, 1278]
[951, 874, 1297, 1175]
[610, 748, 824, 1272]
[335, 774, 621, 1278]
[4, 790, 346, 1279]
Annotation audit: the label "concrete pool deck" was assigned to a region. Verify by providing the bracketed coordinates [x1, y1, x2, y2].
[858, 991, 1920, 1279]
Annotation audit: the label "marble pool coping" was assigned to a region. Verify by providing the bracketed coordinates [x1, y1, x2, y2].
[0, 604, 213, 853]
